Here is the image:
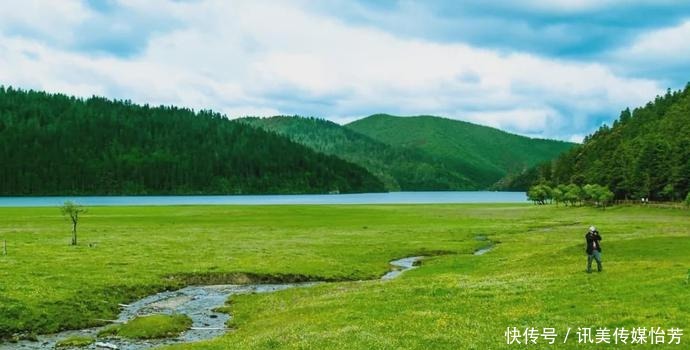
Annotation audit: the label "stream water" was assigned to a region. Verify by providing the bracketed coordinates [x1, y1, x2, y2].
[0, 257, 424, 350]
[473, 246, 494, 256]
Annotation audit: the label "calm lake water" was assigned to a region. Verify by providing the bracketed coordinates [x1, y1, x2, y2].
[0, 191, 527, 207]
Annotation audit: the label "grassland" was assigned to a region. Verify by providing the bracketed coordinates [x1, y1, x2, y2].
[99, 314, 192, 339]
[0, 204, 688, 349]
[55, 335, 94, 348]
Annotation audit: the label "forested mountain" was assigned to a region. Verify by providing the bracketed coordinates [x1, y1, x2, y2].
[523, 84, 690, 200]
[346, 114, 575, 188]
[0, 87, 385, 195]
[242, 116, 474, 191]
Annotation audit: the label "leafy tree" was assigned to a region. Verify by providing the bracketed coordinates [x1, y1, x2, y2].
[685, 193, 690, 207]
[588, 184, 614, 209]
[583, 184, 598, 204]
[527, 184, 552, 205]
[598, 186, 615, 210]
[556, 184, 570, 206]
[61, 201, 85, 246]
[563, 184, 583, 206]
[551, 186, 564, 207]
[575, 184, 615, 209]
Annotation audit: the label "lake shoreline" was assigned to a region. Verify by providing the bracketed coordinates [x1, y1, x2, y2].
[0, 191, 527, 207]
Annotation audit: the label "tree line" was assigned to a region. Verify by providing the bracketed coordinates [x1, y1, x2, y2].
[0, 87, 385, 195]
[528, 183, 614, 209]
[517, 84, 690, 203]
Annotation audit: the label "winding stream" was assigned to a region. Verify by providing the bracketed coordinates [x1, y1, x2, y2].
[1, 248, 497, 350]
[0, 256, 423, 350]
[473, 246, 494, 256]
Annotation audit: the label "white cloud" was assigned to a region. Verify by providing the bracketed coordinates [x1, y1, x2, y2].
[568, 134, 585, 143]
[613, 20, 690, 64]
[0, 0, 92, 44]
[0, 0, 666, 140]
[521, 0, 622, 13]
[462, 108, 560, 134]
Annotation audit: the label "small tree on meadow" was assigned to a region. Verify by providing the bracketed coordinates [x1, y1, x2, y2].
[61, 201, 86, 246]
[597, 186, 615, 210]
[527, 185, 541, 204]
[551, 187, 564, 206]
[685, 192, 690, 207]
[564, 184, 583, 206]
[527, 184, 551, 205]
[581, 184, 615, 209]
[556, 184, 569, 206]
[542, 184, 553, 204]
[583, 184, 597, 205]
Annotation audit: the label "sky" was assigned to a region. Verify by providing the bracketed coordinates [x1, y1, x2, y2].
[1, 1, 689, 142]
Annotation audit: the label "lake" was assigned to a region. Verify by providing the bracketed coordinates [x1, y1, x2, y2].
[0, 191, 527, 207]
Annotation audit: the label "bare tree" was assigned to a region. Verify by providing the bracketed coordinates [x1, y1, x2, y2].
[61, 201, 86, 246]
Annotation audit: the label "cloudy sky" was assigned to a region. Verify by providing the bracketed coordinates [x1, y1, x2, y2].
[1, 1, 689, 142]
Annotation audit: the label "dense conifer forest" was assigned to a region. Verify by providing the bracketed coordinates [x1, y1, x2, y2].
[0, 87, 385, 195]
[517, 84, 690, 201]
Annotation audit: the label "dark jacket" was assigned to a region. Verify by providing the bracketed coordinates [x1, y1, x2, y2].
[585, 231, 602, 254]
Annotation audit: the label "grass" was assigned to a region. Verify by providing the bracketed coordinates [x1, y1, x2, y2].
[55, 335, 95, 347]
[0, 204, 688, 349]
[98, 314, 192, 339]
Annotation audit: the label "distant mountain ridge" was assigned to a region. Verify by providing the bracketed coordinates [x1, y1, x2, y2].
[245, 114, 575, 190]
[241, 116, 474, 191]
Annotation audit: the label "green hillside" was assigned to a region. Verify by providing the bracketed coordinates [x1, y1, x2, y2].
[0, 87, 385, 195]
[242, 116, 474, 191]
[346, 114, 575, 188]
[529, 84, 690, 200]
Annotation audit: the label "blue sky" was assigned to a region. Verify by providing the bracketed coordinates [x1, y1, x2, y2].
[1, 1, 689, 142]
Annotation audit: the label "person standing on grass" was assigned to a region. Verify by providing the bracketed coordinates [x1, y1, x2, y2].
[585, 226, 603, 273]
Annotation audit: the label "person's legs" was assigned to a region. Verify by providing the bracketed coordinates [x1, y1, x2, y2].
[587, 253, 594, 273]
[593, 250, 602, 272]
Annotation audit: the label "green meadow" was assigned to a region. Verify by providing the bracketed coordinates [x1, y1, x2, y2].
[0, 204, 688, 349]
